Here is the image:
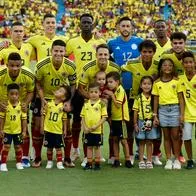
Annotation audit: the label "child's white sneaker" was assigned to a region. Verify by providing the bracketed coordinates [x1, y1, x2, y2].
[0, 163, 8, 171]
[164, 159, 173, 170]
[139, 161, 146, 169]
[107, 157, 115, 165]
[46, 161, 53, 169]
[100, 157, 106, 162]
[16, 162, 24, 170]
[81, 157, 87, 167]
[153, 156, 162, 165]
[57, 162, 64, 170]
[173, 159, 181, 170]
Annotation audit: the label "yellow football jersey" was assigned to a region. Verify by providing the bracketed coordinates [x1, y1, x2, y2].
[35, 56, 76, 99]
[133, 93, 153, 120]
[111, 85, 130, 121]
[161, 49, 184, 75]
[152, 78, 183, 105]
[27, 35, 68, 61]
[43, 100, 67, 134]
[66, 35, 105, 77]
[121, 59, 158, 99]
[0, 67, 35, 102]
[80, 99, 108, 134]
[0, 101, 27, 134]
[179, 74, 196, 122]
[79, 60, 120, 86]
[153, 39, 171, 61]
[0, 41, 36, 69]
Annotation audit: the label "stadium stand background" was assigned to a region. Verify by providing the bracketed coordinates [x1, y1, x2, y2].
[0, 0, 195, 52]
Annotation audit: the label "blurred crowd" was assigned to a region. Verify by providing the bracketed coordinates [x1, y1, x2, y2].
[0, 0, 195, 41]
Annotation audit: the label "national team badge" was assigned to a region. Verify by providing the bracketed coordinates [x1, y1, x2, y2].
[193, 84, 196, 89]
[131, 44, 137, 50]
[62, 72, 67, 78]
[25, 50, 29, 56]
[172, 84, 176, 89]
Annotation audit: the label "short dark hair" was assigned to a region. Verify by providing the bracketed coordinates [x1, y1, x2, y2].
[52, 40, 66, 49]
[182, 51, 195, 61]
[7, 83, 20, 92]
[118, 16, 132, 25]
[8, 52, 21, 61]
[170, 32, 187, 41]
[96, 44, 109, 53]
[88, 82, 100, 90]
[106, 71, 120, 81]
[12, 22, 23, 28]
[80, 13, 94, 22]
[43, 13, 55, 21]
[138, 40, 156, 52]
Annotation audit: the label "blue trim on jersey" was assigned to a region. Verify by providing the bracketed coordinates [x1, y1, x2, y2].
[108, 36, 143, 89]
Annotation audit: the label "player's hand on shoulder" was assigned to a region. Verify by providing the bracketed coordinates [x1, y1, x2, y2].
[0, 101, 8, 112]
[0, 40, 11, 49]
[21, 102, 28, 113]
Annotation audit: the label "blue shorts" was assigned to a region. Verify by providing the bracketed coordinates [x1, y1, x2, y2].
[182, 122, 196, 141]
[136, 119, 160, 140]
[159, 104, 180, 127]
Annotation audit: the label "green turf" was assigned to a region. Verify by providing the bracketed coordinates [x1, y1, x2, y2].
[0, 122, 196, 196]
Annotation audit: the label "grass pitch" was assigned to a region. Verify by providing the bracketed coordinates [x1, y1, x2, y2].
[0, 122, 196, 196]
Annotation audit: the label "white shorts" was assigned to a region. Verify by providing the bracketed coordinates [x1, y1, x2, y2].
[182, 122, 196, 141]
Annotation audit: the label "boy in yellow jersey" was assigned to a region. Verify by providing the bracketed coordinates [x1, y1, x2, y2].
[161, 32, 187, 76]
[66, 14, 105, 164]
[33, 40, 76, 168]
[0, 52, 34, 168]
[180, 51, 196, 169]
[78, 44, 120, 166]
[153, 20, 171, 61]
[27, 13, 68, 62]
[104, 72, 132, 168]
[81, 82, 107, 170]
[0, 83, 27, 172]
[121, 40, 161, 165]
[42, 85, 71, 169]
[0, 22, 36, 70]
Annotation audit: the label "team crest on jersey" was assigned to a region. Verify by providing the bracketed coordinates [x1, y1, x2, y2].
[131, 44, 138, 50]
[41, 42, 46, 45]
[172, 84, 176, 89]
[94, 107, 98, 111]
[59, 108, 63, 113]
[62, 72, 67, 78]
[159, 86, 162, 89]
[193, 84, 196, 89]
[3, 137, 8, 143]
[19, 83, 25, 87]
[77, 46, 81, 49]
[25, 50, 29, 56]
[17, 110, 20, 114]
[136, 73, 140, 76]
[93, 44, 97, 49]
[117, 88, 120, 93]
